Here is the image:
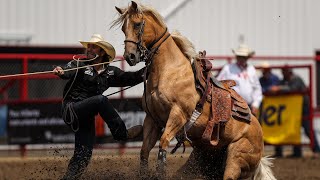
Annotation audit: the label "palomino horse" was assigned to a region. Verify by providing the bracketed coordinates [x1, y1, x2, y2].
[113, 1, 276, 179]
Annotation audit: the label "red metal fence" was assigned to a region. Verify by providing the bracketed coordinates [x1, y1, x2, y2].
[0, 53, 319, 155]
[0, 54, 318, 103]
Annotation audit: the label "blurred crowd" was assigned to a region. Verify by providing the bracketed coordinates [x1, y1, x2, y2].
[217, 44, 320, 158]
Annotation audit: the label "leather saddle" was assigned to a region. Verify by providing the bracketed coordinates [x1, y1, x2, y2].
[192, 50, 251, 146]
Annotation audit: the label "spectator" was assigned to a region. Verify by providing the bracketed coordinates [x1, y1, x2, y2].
[259, 61, 280, 93]
[216, 44, 263, 116]
[270, 66, 320, 158]
[53, 34, 144, 179]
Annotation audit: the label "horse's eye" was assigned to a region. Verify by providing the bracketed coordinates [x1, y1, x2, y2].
[134, 22, 142, 29]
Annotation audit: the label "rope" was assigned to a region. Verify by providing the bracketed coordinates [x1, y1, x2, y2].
[105, 86, 133, 97]
[0, 58, 124, 79]
[62, 57, 81, 101]
[0, 55, 139, 96]
[0, 55, 137, 96]
[62, 102, 79, 132]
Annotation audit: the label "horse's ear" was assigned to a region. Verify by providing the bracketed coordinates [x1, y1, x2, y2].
[129, 1, 138, 12]
[115, 6, 125, 14]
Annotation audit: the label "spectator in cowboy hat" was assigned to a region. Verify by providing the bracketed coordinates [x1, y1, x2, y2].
[53, 34, 145, 179]
[217, 44, 263, 116]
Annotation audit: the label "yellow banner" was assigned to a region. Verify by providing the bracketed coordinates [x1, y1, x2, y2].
[259, 95, 303, 144]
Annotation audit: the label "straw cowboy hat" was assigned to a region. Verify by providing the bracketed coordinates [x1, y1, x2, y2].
[232, 44, 255, 57]
[261, 61, 270, 69]
[79, 34, 116, 61]
[260, 61, 271, 72]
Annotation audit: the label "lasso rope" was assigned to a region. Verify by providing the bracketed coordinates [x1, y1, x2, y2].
[0, 55, 139, 98]
[0, 56, 123, 79]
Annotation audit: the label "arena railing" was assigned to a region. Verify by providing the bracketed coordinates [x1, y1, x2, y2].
[0, 53, 319, 156]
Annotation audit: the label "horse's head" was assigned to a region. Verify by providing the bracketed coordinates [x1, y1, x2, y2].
[114, 1, 167, 66]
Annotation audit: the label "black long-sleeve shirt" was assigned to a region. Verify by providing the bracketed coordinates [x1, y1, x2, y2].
[59, 60, 145, 102]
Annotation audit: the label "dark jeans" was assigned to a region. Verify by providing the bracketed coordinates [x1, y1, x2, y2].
[275, 106, 320, 156]
[61, 95, 128, 179]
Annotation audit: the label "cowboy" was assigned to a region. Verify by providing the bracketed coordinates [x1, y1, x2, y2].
[53, 34, 144, 179]
[216, 44, 263, 116]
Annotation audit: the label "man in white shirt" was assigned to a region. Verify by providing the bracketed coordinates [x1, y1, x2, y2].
[216, 44, 263, 116]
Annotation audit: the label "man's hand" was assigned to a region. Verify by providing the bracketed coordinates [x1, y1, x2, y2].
[53, 66, 64, 76]
[251, 106, 259, 117]
[269, 85, 280, 92]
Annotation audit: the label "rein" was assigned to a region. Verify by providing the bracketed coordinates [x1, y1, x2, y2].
[145, 31, 170, 65]
[123, 17, 172, 128]
[143, 31, 170, 128]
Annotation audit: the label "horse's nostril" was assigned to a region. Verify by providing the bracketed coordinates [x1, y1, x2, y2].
[130, 53, 135, 60]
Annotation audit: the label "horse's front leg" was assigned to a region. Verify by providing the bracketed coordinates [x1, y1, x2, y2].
[157, 105, 187, 177]
[140, 115, 161, 177]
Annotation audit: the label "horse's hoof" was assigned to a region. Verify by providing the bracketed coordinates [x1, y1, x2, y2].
[139, 168, 151, 180]
[155, 172, 166, 180]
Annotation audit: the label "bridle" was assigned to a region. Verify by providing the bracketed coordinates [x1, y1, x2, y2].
[123, 18, 170, 65]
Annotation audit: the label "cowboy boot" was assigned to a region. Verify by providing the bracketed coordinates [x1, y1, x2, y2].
[108, 117, 143, 141]
[111, 125, 143, 141]
[127, 125, 143, 139]
[61, 147, 92, 180]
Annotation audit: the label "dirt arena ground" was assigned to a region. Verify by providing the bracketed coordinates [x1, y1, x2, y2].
[0, 147, 319, 180]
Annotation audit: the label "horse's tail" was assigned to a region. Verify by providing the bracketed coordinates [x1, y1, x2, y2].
[253, 156, 277, 180]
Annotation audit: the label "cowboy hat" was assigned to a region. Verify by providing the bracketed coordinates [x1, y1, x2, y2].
[232, 44, 255, 57]
[79, 34, 116, 61]
[261, 61, 270, 68]
[260, 61, 271, 72]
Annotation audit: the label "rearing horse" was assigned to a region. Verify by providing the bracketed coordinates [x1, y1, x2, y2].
[113, 1, 276, 180]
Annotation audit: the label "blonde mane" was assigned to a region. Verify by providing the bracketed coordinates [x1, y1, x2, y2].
[112, 1, 197, 61]
[112, 2, 166, 29]
[171, 30, 198, 61]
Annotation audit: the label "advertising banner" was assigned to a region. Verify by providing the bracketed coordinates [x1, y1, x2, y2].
[7, 102, 73, 144]
[96, 98, 145, 143]
[259, 94, 303, 144]
[0, 105, 7, 137]
[7, 98, 145, 144]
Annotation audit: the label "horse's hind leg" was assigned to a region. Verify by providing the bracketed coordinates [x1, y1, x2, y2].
[224, 157, 241, 180]
[223, 138, 261, 180]
[140, 115, 160, 177]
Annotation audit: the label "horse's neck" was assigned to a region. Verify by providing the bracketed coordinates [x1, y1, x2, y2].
[151, 37, 190, 72]
[147, 37, 193, 91]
